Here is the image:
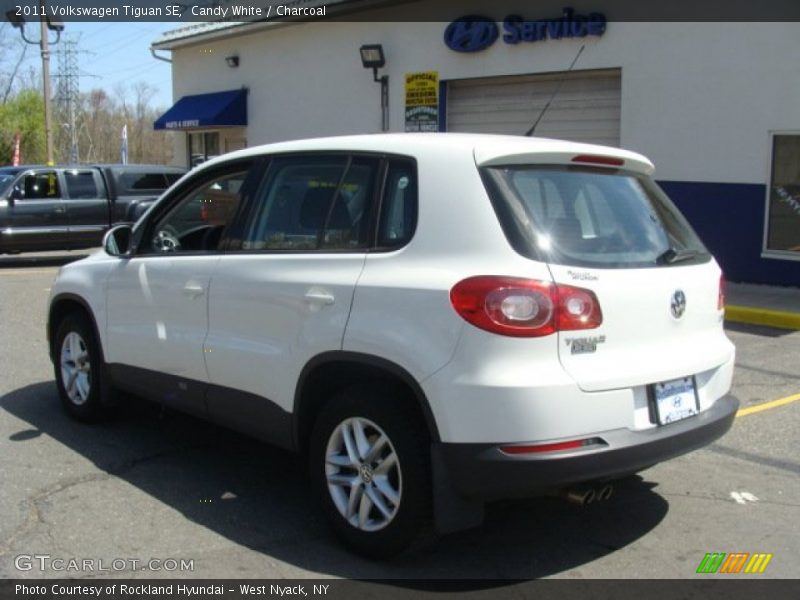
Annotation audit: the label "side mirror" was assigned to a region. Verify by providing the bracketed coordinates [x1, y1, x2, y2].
[103, 224, 133, 257]
[8, 186, 23, 204]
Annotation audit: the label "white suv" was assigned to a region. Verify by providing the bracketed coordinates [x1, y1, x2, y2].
[47, 134, 737, 556]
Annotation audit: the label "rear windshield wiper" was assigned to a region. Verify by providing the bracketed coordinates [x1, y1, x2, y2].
[656, 247, 697, 265]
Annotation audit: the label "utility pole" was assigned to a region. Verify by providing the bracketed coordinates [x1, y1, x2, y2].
[40, 3, 54, 165]
[5, 0, 63, 166]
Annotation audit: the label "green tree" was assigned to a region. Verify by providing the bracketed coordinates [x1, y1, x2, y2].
[0, 89, 46, 165]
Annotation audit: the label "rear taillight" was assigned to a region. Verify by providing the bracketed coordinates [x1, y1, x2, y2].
[450, 276, 602, 337]
[557, 285, 603, 331]
[718, 274, 726, 311]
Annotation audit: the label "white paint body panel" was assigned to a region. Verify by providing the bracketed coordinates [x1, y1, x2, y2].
[550, 261, 732, 392]
[205, 253, 366, 412]
[105, 255, 218, 382]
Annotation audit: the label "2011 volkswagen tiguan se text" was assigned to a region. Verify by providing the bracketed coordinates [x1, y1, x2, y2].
[47, 134, 737, 556]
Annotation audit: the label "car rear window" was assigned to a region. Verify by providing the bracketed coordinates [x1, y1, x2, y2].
[481, 165, 710, 268]
[116, 171, 181, 194]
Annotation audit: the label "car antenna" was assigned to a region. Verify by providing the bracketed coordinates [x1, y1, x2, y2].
[524, 44, 586, 137]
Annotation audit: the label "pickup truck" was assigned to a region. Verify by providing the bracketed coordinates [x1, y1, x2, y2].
[0, 163, 185, 254]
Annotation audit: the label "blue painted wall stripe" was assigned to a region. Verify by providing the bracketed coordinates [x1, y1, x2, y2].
[659, 181, 800, 287]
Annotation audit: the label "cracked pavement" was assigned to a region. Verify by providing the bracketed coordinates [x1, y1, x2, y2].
[0, 252, 798, 579]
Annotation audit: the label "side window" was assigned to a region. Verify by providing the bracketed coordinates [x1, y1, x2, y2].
[377, 160, 417, 248]
[116, 171, 176, 195]
[23, 172, 61, 200]
[147, 169, 248, 254]
[64, 170, 100, 199]
[243, 155, 378, 251]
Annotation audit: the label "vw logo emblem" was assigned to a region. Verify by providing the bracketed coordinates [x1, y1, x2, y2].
[671, 290, 686, 319]
[444, 16, 499, 53]
[359, 464, 373, 484]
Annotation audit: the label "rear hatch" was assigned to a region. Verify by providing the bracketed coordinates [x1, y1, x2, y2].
[479, 148, 730, 392]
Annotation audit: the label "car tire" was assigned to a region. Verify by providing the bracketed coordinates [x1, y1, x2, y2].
[53, 312, 113, 422]
[309, 384, 432, 558]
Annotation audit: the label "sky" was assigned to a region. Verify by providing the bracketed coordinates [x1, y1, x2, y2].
[13, 22, 179, 110]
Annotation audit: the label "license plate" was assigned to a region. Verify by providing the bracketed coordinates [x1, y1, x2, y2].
[652, 377, 698, 425]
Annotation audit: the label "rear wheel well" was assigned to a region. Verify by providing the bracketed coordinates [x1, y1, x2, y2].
[294, 356, 439, 454]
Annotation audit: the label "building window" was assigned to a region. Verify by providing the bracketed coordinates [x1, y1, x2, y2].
[765, 133, 800, 260]
[764, 134, 800, 258]
[188, 131, 220, 168]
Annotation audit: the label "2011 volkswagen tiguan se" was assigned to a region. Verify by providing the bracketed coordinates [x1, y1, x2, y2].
[47, 134, 737, 556]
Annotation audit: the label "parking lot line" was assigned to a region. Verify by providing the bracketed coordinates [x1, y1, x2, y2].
[736, 393, 800, 417]
[0, 269, 58, 276]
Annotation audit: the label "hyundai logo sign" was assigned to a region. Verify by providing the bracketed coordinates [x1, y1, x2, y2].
[443, 16, 499, 53]
[444, 8, 606, 53]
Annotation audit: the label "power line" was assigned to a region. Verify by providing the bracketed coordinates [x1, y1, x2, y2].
[95, 24, 170, 58]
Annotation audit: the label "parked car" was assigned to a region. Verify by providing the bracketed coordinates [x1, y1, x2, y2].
[0, 163, 186, 254]
[46, 134, 737, 556]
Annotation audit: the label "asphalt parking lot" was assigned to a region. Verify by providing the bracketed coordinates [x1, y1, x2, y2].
[0, 251, 798, 580]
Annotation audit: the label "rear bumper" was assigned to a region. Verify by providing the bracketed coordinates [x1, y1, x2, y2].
[435, 394, 738, 500]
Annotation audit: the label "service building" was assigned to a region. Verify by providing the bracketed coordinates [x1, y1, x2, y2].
[152, 1, 800, 286]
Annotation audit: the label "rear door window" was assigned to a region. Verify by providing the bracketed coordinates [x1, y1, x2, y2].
[242, 155, 379, 251]
[482, 166, 710, 268]
[64, 170, 101, 199]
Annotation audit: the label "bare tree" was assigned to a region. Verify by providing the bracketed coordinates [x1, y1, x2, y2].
[75, 84, 173, 164]
[1, 43, 28, 104]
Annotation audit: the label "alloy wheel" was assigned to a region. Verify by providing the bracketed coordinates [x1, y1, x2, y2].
[60, 331, 92, 405]
[324, 417, 402, 532]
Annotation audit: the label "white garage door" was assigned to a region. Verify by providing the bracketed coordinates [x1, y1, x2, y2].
[446, 69, 621, 147]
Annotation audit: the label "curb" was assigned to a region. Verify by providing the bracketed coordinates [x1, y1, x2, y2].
[725, 305, 800, 331]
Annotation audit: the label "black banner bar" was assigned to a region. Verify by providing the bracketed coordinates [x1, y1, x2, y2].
[0, 0, 799, 24]
[2, 580, 800, 600]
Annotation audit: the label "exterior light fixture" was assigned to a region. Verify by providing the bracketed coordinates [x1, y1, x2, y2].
[226, 55, 239, 68]
[46, 16, 65, 32]
[359, 44, 389, 132]
[5, 9, 26, 28]
[359, 44, 385, 71]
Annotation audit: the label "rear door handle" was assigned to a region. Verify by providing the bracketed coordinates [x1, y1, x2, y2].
[304, 289, 335, 305]
[183, 284, 206, 299]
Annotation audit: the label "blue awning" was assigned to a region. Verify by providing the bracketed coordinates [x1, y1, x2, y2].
[154, 89, 247, 130]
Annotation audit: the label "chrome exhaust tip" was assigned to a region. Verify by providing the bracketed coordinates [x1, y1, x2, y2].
[598, 484, 614, 501]
[560, 487, 596, 506]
